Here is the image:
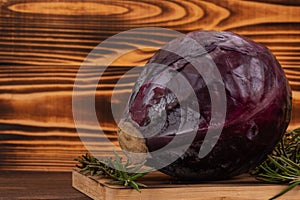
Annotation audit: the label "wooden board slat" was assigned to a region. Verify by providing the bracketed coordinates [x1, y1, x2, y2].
[72, 170, 300, 200]
[0, 170, 90, 199]
[0, 0, 300, 171]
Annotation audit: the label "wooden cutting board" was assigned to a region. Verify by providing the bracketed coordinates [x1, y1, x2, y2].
[72, 169, 300, 200]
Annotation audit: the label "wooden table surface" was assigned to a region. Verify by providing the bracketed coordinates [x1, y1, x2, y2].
[0, 170, 91, 199]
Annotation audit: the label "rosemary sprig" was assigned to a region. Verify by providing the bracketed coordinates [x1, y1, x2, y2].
[74, 151, 151, 192]
[252, 128, 300, 199]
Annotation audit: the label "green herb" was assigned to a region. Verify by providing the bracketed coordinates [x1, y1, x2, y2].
[74, 151, 151, 192]
[251, 128, 300, 199]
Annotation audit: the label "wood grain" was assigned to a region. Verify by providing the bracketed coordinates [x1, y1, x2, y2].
[0, 0, 299, 171]
[72, 170, 300, 200]
[0, 170, 90, 199]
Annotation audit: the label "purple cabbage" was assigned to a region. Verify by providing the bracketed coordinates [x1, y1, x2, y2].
[117, 30, 292, 180]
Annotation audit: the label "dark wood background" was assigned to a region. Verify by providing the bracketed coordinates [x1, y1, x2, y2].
[0, 0, 299, 171]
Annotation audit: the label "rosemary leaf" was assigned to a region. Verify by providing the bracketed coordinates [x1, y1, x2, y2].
[74, 152, 151, 192]
[269, 181, 300, 200]
[252, 128, 300, 199]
